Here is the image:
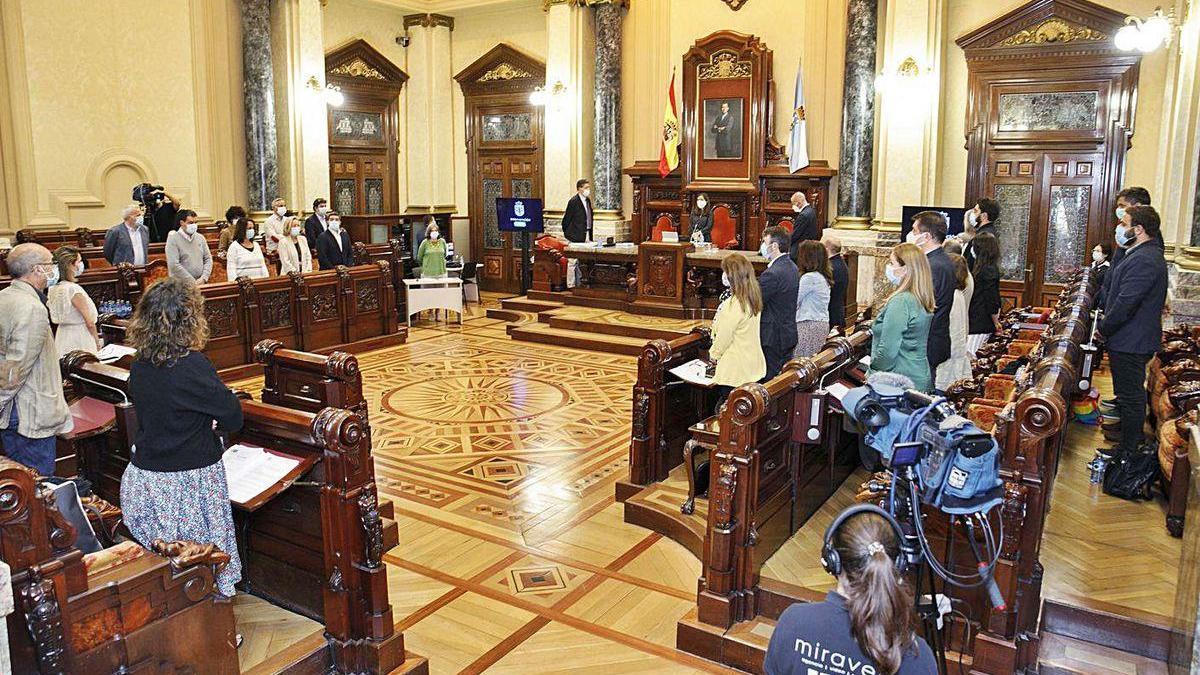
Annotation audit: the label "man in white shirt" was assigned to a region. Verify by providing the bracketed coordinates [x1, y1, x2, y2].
[103, 204, 150, 266]
[262, 197, 287, 253]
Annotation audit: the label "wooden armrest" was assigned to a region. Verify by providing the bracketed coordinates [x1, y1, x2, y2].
[150, 539, 232, 572]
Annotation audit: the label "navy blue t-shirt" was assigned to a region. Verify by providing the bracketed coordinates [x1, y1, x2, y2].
[764, 592, 938, 675]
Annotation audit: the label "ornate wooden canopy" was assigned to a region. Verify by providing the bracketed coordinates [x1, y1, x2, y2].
[325, 39, 408, 96]
[454, 43, 546, 97]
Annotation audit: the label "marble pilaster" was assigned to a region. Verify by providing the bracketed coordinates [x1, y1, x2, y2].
[835, 0, 878, 230]
[405, 14, 456, 211]
[270, 0, 330, 208]
[543, 0, 597, 239]
[240, 0, 279, 211]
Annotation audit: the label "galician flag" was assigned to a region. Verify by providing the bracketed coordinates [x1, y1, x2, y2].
[789, 61, 810, 174]
[658, 69, 680, 178]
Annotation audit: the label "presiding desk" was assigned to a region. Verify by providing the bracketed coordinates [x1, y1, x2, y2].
[534, 241, 858, 321]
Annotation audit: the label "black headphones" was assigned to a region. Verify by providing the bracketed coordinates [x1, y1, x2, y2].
[821, 504, 910, 577]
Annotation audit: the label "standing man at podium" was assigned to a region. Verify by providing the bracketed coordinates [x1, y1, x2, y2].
[561, 179, 593, 243]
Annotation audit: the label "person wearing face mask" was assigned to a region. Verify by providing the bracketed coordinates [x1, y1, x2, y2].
[416, 222, 448, 278]
[794, 240, 832, 358]
[47, 245, 101, 356]
[225, 218, 270, 281]
[1099, 205, 1168, 459]
[304, 198, 331, 246]
[262, 197, 288, 254]
[561, 179, 593, 243]
[906, 211, 955, 390]
[165, 209, 212, 285]
[104, 203, 151, 266]
[219, 205, 248, 254]
[709, 253, 766, 408]
[757, 226, 800, 380]
[869, 243, 935, 392]
[0, 243, 74, 476]
[277, 216, 314, 275]
[1100, 187, 1152, 306]
[316, 211, 355, 270]
[787, 191, 819, 261]
[1090, 243, 1112, 288]
[963, 198, 999, 270]
[689, 194, 714, 243]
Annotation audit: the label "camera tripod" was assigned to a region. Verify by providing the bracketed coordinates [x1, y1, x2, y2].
[889, 464, 951, 675]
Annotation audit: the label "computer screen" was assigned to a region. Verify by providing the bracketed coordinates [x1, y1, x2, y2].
[496, 198, 545, 233]
[899, 206, 967, 241]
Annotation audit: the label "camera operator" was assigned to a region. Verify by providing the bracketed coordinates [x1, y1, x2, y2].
[133, 183, 180, 243]
[765, 506, 937, 675]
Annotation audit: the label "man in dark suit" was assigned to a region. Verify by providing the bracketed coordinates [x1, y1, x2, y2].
[561, 179, 592, 243]
[963, 197, 999, 270]
[103, 203, 151, 265]
[909, 211, 955, 388]
[757, 226, 800, 380]
[787, 191, 819, 260]
[823, 233, 850, 330]
[711, 101, 738, 158]
[304, 197, 330, 246]
[1099, 186, 1151, 306]
[315, 211, 354, 270]
[1099, 205, 1167, 456]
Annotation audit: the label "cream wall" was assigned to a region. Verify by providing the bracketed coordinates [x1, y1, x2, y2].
[935, 0, 1172, 220]
[620, 0, 849, 220]
[323, 0, 412, 214]
[0, 0, 247, 235]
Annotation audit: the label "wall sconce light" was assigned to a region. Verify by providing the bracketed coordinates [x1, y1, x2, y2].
[1115, 7, 1175, 52]
[875, 57, 930, 95]
[306, 75, 345, 106]
[530, 80, 568, 107]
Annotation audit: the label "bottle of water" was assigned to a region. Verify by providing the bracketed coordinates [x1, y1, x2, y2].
[1087, 450, 1111, 498]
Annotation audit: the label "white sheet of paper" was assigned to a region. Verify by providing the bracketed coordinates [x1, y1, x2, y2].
[669, 358, 713, 387]
[96, 343, 136, 362]
[223, 444, 301, 505]
[825, 382, 851, 402]
[858, 355, 872, 368]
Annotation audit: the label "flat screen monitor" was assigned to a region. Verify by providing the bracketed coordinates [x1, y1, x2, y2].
[496, 197, 545, 234]
[899, 206, 967, 241]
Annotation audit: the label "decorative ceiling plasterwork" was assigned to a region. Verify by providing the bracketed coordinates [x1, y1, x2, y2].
[720, 0, 751, 9]
[478, 63, 534, 82]
[997, 17, 1107, 47]
[330, 58, 386, 81]
[698, 51, 753, 80]
[402, 12, 455, 30]
[541, 0, 629, 10]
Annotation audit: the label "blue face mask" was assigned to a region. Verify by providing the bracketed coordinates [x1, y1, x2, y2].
[1115, 224, 1135, 247]
[759, 242, 771, 259]
[1115, 206, 1126, 221]
[42, 264, 60, 288]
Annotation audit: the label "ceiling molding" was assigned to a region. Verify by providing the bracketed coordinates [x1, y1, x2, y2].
[349, 0, 535, 13]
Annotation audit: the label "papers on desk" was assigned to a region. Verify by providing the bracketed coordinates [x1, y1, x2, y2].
[824, 382, 851, 402]
[97, 343, 136, 363]
[669, 358, 714, 387]
[858, 355, 872, 369]
[223, 444, 301, 505]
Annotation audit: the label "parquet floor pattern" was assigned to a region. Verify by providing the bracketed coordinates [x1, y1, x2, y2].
[231, 300, 1180, 673]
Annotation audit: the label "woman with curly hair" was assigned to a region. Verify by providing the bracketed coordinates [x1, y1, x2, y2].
[120, 277, 244, 597]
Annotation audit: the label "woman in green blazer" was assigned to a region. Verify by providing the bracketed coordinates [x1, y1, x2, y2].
[870, 242, 935, 392]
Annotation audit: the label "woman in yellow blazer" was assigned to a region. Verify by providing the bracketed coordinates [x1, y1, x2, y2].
[710, 253, 766, 407]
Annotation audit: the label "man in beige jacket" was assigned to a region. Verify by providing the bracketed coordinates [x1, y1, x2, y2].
[0, 243, 73, 475]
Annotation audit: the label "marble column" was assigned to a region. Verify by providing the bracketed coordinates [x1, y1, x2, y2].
[591, 0, 627, 218]
[834, 0, 877, 230]
[240, 0, 279, 211]
[404, 14, 456, 212]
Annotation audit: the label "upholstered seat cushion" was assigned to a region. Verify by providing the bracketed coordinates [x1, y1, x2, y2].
[83, 540, 149, 577]
[1007, 340, 1039, 357]
[983, 375, 1016, 402]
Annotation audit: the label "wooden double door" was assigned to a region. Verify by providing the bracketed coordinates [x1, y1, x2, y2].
[476, 150, 541, 293]
[330, 152, 392, 216]
[987, 151, 1106, 308]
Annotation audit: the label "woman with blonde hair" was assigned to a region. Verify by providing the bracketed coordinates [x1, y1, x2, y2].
[120, 277, 243, 597]
[710, 253, 766, 406]
[47, 246, 101, 354]
[869, 243, 935, 392]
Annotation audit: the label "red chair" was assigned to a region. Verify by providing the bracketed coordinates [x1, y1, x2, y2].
[776, 217, 795, 235]
[651, 214, 678, 242]
[710, 206, 740, 249]
[535, 234, 569, 280]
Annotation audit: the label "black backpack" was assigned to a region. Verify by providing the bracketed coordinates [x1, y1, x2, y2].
[1102, 443, 1160, 501]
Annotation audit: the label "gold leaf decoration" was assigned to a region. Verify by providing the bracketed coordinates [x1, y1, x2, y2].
[997, 18, 1107, 47]
[698, 51, 753, 80]
[330, 58, 386, 80]
[479, 63, 534, 82]
[720, 0, 751, 9]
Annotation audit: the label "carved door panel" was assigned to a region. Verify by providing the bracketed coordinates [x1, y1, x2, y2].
[987, 152, 1043, 310]
[329, 153, 391, 216]
[475, 151, 540, 293]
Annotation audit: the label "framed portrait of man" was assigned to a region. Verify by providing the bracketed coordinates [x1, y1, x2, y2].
[703, 98, 743, 160]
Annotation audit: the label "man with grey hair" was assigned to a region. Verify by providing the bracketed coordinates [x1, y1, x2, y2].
[0, 243, 72, 475]
[822, 232, 850, 329]
[103, 203, 150, 265]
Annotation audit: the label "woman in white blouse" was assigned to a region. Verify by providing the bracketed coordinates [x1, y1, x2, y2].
[47, 246, 100, 354]
[276, 216, 313, 275]
[225, 218, 270, 281]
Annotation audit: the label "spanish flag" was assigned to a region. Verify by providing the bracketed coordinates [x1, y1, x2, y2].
[658, 70, 680, 178]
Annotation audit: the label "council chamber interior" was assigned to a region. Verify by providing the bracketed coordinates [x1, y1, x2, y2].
[2, 0, 1200, 673]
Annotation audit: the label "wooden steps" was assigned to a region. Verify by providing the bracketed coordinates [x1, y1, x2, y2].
[545, 312, 695, 341]
[508, 323, 649, 356]
[498, 297, 565, 313]
[620, 476, 708, 558]
[1038, 632, 1168, 674]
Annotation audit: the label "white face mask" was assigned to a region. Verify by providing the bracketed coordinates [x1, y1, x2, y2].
[793, 203, 804, 214]
[74, 261, 85, 277]
[41, 264, 59, 288]
[329, 220, 341, 231]
[184, 222, 198, 236]
[429, 231, 440, 240]
[885, 263, 903, 285]
[291, 226, 301, 237]
[317, 206, 328, 216]
[1115, 206, 1126, 221]
[245, 228, 256, 240]
[582, 189, 591, 198]
[1092, 249, 1105, 263]
[275, 206, 287, 216]
[906, 230, 926, 247]
[759, 242, 772, 259]
[721, 272, 730, 288]
[135, 215, 144, 227]
[697, 200, 707, 210]
[966, 210, 979, 229]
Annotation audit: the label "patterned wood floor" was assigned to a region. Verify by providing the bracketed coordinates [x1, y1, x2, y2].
[230, 297, 1180, 673]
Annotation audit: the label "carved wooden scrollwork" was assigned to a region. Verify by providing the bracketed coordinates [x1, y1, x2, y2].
[642, 252, 678, 298]
[711, 463, 738, 531]
[631, 391, 650, 439]
[359, 486, 384, 568]
[261, 290, 293, 329]
[356, 280, 381, 313]
[21, 569, 66, 675]
[205, 299, 238, 337]
[311, 285, 340, 321]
